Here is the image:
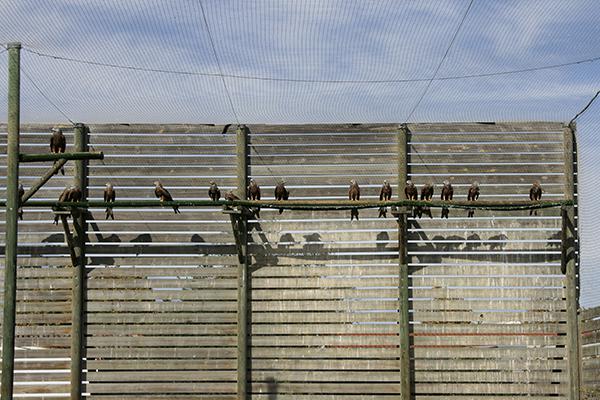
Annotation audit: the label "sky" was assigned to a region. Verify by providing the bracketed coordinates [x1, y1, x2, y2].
[0, 0, 599, 305]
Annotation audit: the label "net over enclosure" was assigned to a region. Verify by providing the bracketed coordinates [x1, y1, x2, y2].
[0, 122, 577, 399]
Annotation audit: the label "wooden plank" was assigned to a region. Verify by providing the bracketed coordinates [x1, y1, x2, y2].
[85, 347, 237, 359]
[86, 382, 236, 394]
[86, 359, 237, 370]
[86, 336, 237, 347]
[86, 301, 237, 313]
[86, 370, 237, 382]
[87, 324, 236, 336]
[86, 312, 237, 324]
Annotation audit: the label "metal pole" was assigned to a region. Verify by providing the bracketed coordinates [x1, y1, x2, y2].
[236, 125, 249, 399]
[1, 41, 21, 400]
[398, 124, 411, 399]
[563, 124, 580, 400]
[70, 123, 88, 400]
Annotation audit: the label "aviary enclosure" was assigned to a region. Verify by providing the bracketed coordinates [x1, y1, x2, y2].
[1, 43, 599, 400]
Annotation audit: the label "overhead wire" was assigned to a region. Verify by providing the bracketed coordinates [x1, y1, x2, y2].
[570, 90, 600, 126]
[20, 46, 600, 85]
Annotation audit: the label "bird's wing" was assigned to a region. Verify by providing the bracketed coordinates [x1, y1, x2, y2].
[104, 190, 109, 202]
[161, 188, 174, 201]
[110, 190, 116, 202]
[256, 188, 261, 200]
[59, 135, 66, 152]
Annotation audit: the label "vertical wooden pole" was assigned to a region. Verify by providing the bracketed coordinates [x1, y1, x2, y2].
[70, 123, 89, 400]
[398, 124, 411, 399]
[563, 124, 580, 400]
[1, 41, 21, 400]
[236, 125, 249, 399]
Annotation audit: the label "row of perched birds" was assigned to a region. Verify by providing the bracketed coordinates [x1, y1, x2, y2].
[39, 127, 543, 221]
[19, 178, 542, 223]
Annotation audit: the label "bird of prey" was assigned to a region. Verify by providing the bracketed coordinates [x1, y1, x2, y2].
[104, 183, 116, 220]
[380, 180, 392, 201]
[69, 185, 82, 202]
[349, 180, 360, 200]
[50, 128, 66, 175]
[467, 181, 480, 218]
[529, 181, 543, 216]
[225, 190, 240, 201]
[440, 180, 453, 219]
[274, 180, 289, 214]
[405, 180, 419, 218]
[420, 183, 434, 219]
[247, 179, 261, 200]
[54, 186, 71, 225]
[154, 181, 180, 214]
[221, 124, 233, 135]
[208, 181, 221, 201]
[18, 183, 24, 220]
[349, 180, 360, 221]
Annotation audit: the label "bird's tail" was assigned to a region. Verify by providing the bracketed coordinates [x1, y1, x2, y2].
[279, 208, 284, 214]
[173, 206, 180, 214]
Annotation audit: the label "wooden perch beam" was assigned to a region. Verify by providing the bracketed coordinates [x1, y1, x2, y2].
[19, 151, 104, 162]
[8, 199, 574, 211]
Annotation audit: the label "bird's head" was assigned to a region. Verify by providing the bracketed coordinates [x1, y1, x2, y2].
[279, 179, 286, 184]
[51, 127, 62, 133]
[472, 181, 479, 188]
[350, 179, 356, 185]
[533, 180, 540, 187]
[443, 180, 450, 186]
[383, 180, 388, 184]
[406, 180, 413, 186]
[153, 181, 162, 187]
[18, 183, 24, 190]
[209, 180, 216, 185]
[105, 182, 113, 189]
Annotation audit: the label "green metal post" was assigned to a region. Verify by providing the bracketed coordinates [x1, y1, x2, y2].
[563, 124, 580, 400]
[398, 124, 411, 399]
[70, 123, 89, 399]
[1, 42, 21, 400]
[236, 125, 249, 399]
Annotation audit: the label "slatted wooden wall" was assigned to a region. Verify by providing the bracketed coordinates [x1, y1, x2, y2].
[0, 122, 575, 399]
[580, 305, 600, 399]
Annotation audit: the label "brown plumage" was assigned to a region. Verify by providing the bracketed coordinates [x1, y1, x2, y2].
[247, 179, 261, 200]
[378, 206, 387, 218]
[404, 180, 418, 200]
[50, 128, 66, 175]
[349, 180, 360, 201]
[274, 180, 289, 214]
[208, 181, 221, 201]
[18, 184, 24, 220]
[420, 183, 434, 219]
[380, 180, 392, 201]
[154, 181, 180, 214]
[104, 183, 116, 220]
[440, 180, 453, 219]
[467, 182, 479, 218]
[225, 191, 240, 201]
[529, 181, 542, 216]
[53, 186, 80, 224]
[69, 186, 82, 202]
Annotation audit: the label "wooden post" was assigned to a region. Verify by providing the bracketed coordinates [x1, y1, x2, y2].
[563, 124, 580, 400]
[236, 125, 249, 399]
[1, 41, 21, 400]
[398, 124, 411, 399]
[70, 123, 89, 400]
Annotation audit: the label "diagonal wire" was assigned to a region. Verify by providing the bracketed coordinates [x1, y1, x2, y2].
[197, 0, 240, 125]
[569, 90, 600, 126]
[404, 0, 474, 183]
[404, 0, 475, 123]
[20, 64, 76, 125]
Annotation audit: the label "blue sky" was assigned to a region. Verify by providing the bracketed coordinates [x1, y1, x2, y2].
[0, 0, 599, 304]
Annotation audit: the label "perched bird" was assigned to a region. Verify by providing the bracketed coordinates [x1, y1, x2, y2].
[54, 186, 72, 225]
[221, 124, 233, 135]
[380, 180, 392, 201]
[247, 179, 261, 200]
[349, 180, 360, 221]
[274, 180, 289, 214]
[247, 179, 261, 218]
[104, 183, 116, 220]
[349, 180, 360, 201]
[225, 190, 240, 201]
[405, 180, 419, 218]
[529, 181, 543, 216]
[18, 183, 25, 220]
[420, 183, 434, 219]
[154, 181, 180, 214]
[440, 180, 453, 219]
[378, 206, 387, 218]
[50, 128, 66, 175]
[208, 181, 221, 202]
[69, 185, 82, 202]
[467, 181, 480, 218]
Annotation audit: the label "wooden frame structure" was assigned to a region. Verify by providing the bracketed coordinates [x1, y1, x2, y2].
[1, 42, 582, 400]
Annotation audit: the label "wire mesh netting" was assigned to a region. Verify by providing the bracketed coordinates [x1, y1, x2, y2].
[0, 0, 598, 306]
